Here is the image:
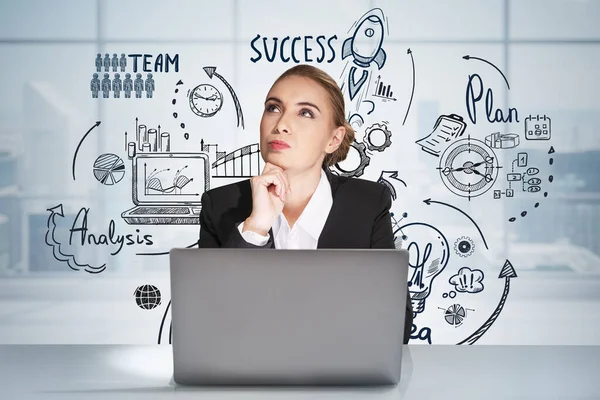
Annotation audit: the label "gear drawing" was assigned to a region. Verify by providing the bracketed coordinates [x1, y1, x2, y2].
[363, 122, 392, 152]
[454, 236, 475, 258]
[331, 140, 371, 178]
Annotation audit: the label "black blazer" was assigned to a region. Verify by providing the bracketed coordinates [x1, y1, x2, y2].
[198, 166, 414, 344]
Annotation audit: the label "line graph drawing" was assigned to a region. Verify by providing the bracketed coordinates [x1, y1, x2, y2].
[209, 142, 262, 178]
[144, 164, 195, 195]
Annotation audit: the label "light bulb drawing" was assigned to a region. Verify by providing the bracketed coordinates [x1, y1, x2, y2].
[395, 222, 450, 317]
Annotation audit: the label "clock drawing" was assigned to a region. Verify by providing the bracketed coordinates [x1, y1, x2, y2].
[437, 136, 500, 199]
[189, 84, 223, 117]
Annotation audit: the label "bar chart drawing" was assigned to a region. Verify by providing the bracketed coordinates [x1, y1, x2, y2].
[372, 75, 397, 101]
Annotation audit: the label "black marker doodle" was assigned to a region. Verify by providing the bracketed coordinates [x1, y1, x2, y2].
[442, 291, 457, 299]
[507, 145, 555, 222]
[462, 54, 510, 90]
[449, 267, 484, 294]
[340, 8, 388, 115]
[189, 83, 223, 117]
[363, 122, 392, 152]
[93, 153, 125, 186]
[457, 259, 517, 345]
[362, 100, 375, 115]
[524, 114, 551, 141]
[172, 80, 190, 139]
[410, 324, 432, 344]
[390, 211, 408, 248]
[249, 34, 338, 64]
[378, 170, 406, 201]
[437, 135, 501, 200]
[454, 236, 475, 257]
[395, 222, 450, 317]
[439, 303, 475, 327]
[372, 75, 397, 102]
[209, 141, 262, 178]
[415, 114, 467, 157]
[204, 66, 245, 129]
[423, 198, 489, 250]
[72, 121, 101, 180]
[465, 73, 519, 125]
[403, 48, 415, 125]
[158, 299, 171, 344]
[484, 132, 520, 149]
[44, 204, 107, 274]
[330, 140, 371, 178]
[348, 113, 364, 129]
[136, 240, 198, 256]
[134, 284, 162, 310]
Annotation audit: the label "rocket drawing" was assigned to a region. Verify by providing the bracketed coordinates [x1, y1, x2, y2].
[342, 13, 387, 69]
[341, 10, 388, 101]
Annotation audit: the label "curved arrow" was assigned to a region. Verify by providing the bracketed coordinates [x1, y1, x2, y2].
[72, 121, 101, 180]
[203, 66, 244, 129]
[423, 198, 489, 250]
[403, 48, 415, 126]
[378, 170, 407, 201]
[463, 55, 510, 90]
[45, 204, 107, 274]
[457, 259, 517, 345]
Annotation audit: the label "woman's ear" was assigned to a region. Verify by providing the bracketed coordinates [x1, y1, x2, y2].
[325, 126, 346, 154]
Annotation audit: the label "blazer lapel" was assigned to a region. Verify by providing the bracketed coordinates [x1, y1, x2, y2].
[317, 166, 342, 248]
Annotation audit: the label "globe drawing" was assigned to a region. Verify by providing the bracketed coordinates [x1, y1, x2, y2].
[93, 153, 125, 185]
[134, 284, 162, 310]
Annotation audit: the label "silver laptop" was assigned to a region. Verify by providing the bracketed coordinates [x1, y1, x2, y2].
[169, 248, 409, 386]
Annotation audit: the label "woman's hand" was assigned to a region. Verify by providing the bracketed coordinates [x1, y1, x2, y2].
[243, 162, 291, 236]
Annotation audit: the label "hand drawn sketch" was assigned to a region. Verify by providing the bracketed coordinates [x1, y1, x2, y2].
[454, 236, 475, 258]
[485, 132, 520, 149]
[204, 66, 245, 129]
[437, 135, 501, 200]
[93, 153, 125, 186]
[134, 284, 162, 310]
[378, 170, 406, 201]
[329, 140, 371, 178]
[121, 118, 210, 225]
[188, 83, 223, 117]
[363, 122, 392, 152]
[207, 140, 262, 178]
[524, 114, 551, 140]
[439, 303, 475, 327]
[339, 8, 388, 115]
[44, 204, 107, 274]
[395, 222, 450, 317]
[449, 266, 484, 294]
[416, 114, 467, 157]
[457, 260, 517, 345]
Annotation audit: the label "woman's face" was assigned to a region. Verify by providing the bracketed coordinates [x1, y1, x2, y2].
[259, 75, 342, 173]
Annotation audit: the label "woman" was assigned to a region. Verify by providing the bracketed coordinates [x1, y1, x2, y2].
[198, 64, 413, 343]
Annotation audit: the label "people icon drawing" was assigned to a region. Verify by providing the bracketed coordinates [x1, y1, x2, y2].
[134, 73, 144, 98]
[123, 73, 133, 98]
[112, 73, 122, 98]
[90, 73, 100, 98]
[145, 73, 155, 98]
[119, 53, 127, 72]
[95, 53, 102, 72]
[111, 53, 119, 72]
[102, 73, 111, 98]
[103, 53, 110, 72]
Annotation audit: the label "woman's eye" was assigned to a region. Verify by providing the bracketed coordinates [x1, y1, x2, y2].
[300, 109, 314, 118]
[266, 104, 280, 112]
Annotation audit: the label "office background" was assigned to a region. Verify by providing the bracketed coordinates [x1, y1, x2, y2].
[0, 0, 599, 345]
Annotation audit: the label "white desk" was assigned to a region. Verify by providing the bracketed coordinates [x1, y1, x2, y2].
[0, 345, 598, 399]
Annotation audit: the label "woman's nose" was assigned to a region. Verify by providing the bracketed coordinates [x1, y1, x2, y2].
[274, 115, 291, 134]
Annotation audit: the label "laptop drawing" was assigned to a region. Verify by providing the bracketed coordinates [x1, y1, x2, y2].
[122, 153, 210, 225]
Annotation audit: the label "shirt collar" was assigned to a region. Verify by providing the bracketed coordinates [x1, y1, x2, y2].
[273, 168, 333, 241]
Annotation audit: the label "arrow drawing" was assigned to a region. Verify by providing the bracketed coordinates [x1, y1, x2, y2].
[463, 55, 510, 90]
[423, 198, 489, 250]
[457, 259, 517, 345]
[44, 204, 107, 274]
[377, 170, 407, 201]
[403, 48, 415, 126]
[203, 66, 245, 129]
[72, 121, 101, 180]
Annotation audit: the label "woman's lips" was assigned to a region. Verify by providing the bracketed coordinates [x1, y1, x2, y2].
[268, 141, 290, 150]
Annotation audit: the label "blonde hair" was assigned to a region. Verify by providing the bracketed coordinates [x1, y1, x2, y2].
[271, 65, 355, 167]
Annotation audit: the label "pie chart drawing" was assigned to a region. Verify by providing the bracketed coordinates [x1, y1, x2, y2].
[93, 153, 125, 185]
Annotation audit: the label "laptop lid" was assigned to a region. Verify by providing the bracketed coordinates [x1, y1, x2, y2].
[169, 248, 409, 386]
[131, 153, 209, 206]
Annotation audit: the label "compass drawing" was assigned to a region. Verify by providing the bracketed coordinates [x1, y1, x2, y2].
[437, 136, 500, 199]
